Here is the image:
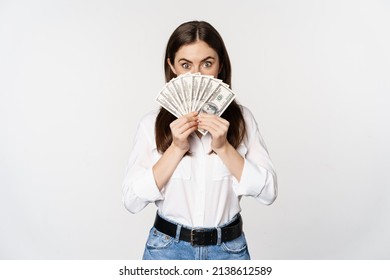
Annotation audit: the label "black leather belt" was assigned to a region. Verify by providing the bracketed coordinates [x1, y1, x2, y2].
[153, 213, 243, 246]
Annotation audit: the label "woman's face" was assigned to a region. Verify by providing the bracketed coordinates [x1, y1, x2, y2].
[168, 40, 221, 78]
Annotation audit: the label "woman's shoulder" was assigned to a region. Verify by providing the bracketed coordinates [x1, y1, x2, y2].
[130, 109, 159, 144]
[239, 105, 256, 123]
[238, 104, 262, 139]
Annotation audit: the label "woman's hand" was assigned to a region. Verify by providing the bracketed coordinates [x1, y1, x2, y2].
[198, 113, 230, 153]
[170, 112, 198, 152]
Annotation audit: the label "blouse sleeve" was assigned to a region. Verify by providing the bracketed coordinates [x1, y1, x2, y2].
[122, 112, 164, 214]
[232, 107, 278, 205]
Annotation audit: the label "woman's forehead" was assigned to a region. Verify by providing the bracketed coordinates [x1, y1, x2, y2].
[175, 41, 218, 61]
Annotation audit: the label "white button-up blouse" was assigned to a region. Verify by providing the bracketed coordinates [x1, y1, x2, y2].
[122, 106, 277, 228]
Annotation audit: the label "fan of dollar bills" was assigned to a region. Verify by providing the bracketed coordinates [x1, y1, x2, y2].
[155, 73, 236, 134]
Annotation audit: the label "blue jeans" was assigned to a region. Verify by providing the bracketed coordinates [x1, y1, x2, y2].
[142, 218, 251, 260]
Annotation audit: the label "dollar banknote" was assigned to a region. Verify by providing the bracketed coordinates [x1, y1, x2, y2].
[155, 73, 236, 134]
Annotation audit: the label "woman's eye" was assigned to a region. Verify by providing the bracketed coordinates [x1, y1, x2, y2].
[203, 61, 212, 68]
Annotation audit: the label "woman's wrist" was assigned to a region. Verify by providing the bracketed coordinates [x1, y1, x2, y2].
[213, 142, 230, 155]
[169, 142, 188, 157]
[214, 142, 244, 181]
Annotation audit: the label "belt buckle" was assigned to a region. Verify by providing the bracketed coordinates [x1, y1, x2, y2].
[190, 229, 195, 246]
[190, 227, 206, 246]
[190, 228, 208, 246]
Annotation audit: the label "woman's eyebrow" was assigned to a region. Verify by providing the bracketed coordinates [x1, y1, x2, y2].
[178, 58, 192, 63]
[177, 56, 215, 63]
[201, 56, 215, 61]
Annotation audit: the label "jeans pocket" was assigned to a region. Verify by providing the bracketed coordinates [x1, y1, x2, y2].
[145, 227, 174, 249]
[221, 233, 248, 254]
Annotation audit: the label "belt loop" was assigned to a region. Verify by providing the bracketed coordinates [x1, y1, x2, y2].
[175, 224, 182, 241]
[216, 227, 222, 245]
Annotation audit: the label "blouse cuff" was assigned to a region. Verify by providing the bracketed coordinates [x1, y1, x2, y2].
[233, 158, 268, 197]
[132, 169, 163, 202]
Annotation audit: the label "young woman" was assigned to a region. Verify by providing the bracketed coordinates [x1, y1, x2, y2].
[122, 21, 277, 260]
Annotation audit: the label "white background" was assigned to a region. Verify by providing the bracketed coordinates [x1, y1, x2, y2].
[0, 0, 389, 259]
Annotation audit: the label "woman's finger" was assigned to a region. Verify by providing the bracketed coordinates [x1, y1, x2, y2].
[199, 113, 229, 127]
[176, 120, 198, 135]
[170, 112, 198, 130]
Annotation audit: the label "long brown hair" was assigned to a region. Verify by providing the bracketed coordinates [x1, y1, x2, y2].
[155, 21, 246, 153]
